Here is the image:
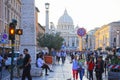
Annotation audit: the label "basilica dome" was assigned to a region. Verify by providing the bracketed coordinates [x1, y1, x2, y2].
[58, 9, 73, 25]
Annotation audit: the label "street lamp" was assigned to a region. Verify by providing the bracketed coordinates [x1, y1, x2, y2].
[45, 3, 49, 9]
[45, 3, 50, 33]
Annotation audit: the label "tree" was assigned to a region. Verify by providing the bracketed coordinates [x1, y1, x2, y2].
[97, 47, 102, 51]
[37, 32, 64, 52]
[105, 46, 112, 51]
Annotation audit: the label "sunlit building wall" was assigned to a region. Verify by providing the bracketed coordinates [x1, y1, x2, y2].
[94, 25, 109, 50]
[94, 22, 120, 50]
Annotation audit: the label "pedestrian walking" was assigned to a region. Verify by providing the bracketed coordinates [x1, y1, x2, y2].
[51, 48, 56, 65]
[16, 54, 24, 77]
[87, 56, 95, 80]
[72, 56, 79, 80]
[22, 48, 32, 80]
[78, 55, 85, 80]
[61, 50, 66, 64]
[37, 54, 53, 76]
[56, 50, 61, 64]
[95, 56, 104, 80]
[70, 51, 74, 63]
[104, 57, 109, 76]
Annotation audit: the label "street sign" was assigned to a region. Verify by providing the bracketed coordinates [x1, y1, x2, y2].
[0, 33, 9, 44]
[77, 28, 86, 37]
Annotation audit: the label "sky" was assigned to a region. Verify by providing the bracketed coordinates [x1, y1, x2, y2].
[35, 0, 120, 31]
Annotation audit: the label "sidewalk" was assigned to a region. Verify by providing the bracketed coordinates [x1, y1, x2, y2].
[12, 56, 88, 80]
[2, 56, 108, 80]
[1, 67, 10, 80]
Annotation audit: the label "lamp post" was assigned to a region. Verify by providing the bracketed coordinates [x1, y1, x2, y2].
[45, 3, 50, 33]
[116, 30, 119, 48]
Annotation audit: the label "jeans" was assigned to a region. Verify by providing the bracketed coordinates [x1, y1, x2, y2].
[78, 69, 84, 80]
[88, 70, 93, 80]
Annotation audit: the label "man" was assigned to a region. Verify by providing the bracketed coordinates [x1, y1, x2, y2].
[95, 56, 104, 80]
[17, 54, 24, 77]
[22, 48, 32, 80]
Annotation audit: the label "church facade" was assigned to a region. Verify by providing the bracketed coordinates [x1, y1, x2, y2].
[51, 10, 79, 50]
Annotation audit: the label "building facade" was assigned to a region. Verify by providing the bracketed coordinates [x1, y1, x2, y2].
[109, 21, 120, 48]
[87, 29, 97, 51]
[94, 21, 120, 50]
[94, 25, 110, 50]
[57, 10, 79, 50]
[0, 0, 21, 51]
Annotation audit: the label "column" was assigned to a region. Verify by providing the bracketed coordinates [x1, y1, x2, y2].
[117, 30, 119, 48]
[45, 3, 50, 33]
[75, 37, 77, 47]
[20, 0, 36, 63]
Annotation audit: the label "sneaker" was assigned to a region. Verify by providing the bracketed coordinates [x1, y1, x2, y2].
[45, 74, 49, 76]
[50, 70, 54, 72]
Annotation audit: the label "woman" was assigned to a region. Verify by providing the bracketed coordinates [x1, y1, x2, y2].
[87, 56, 95, 80]
[72, 56, 79, 80]
[37, 54, 53, 76]
[78, 55, 85, 80]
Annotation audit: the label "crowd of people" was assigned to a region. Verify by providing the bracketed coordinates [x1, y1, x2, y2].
[0, 48, 32, 80]
[0, 47, 120, 80]
[70, 50, 107, 80]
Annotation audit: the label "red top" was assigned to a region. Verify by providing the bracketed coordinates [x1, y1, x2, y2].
[87, 61, 95, 70]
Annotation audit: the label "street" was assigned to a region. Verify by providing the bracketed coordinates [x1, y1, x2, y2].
[11, 56, 108, 80]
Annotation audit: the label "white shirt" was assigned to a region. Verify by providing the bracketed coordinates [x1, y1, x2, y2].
[37, 58, 44, 68]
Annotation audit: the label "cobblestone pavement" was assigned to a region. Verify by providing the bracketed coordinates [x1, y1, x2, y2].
[2, 56, 108, 80]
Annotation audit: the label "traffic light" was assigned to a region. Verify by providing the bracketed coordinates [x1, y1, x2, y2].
[16, 29, 23, 35]
[9, 23, 15, 40]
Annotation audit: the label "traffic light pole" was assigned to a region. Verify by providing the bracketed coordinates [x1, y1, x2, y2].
[9, 19, 22, 80]
[10, 39, 15, 80]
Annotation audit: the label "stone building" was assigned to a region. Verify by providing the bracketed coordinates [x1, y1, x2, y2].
[0, 0, 21, 51]
[56, 9, 79, 50]
[94, 21, 120, 50]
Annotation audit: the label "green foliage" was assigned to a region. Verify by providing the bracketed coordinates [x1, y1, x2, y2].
[105, 46, 112, 51]
[111, 55, 119, 64]
[37, 32, 64, 51]
[97, 47, 102, 51]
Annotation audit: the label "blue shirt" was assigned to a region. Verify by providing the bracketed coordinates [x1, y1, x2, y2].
[51, 51, 56, 57]
[72, 59, 78, 70]
[0, 56, 3, 67]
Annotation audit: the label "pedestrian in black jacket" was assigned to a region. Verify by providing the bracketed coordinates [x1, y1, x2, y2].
[22, 48, 32, 80]
[95, 56, 104, 80]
